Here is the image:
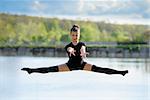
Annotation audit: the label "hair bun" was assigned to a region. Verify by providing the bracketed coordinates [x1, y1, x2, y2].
[72, 24, 80, 28]
[70, 24, 80, 32]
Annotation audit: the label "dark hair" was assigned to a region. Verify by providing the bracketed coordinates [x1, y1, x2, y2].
[70, 24, 80, 33]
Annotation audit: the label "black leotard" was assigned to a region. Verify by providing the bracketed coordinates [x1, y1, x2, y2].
[65, 42, 87, 70]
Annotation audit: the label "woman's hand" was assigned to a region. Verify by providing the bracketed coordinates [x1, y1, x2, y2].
[67, 47, 76, 57]
[80, 52, 89, 58]
[80, 46, 89, 58]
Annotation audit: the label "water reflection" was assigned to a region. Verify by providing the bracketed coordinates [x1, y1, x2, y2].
[0, 56, 149, 100]
[118, 58, 150, 73]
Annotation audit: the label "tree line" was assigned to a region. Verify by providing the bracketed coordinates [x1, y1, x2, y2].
[0, 13, 149, 47]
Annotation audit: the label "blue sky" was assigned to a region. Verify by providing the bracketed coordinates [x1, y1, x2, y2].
[0, 0, 150, 25]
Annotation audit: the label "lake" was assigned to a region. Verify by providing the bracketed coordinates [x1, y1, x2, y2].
[0, 56, 149, 100]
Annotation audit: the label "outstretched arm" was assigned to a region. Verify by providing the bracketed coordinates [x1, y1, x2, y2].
[80, 46, 89, 58]
[67, 47, 76, 56]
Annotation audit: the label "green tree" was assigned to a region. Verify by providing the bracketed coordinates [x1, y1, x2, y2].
[80, 23, 100, 42]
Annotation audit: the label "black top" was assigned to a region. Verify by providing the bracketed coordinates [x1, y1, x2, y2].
[65, 42, 86, 69]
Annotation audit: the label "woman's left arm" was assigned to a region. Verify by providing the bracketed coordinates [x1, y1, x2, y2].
[80, 46, 89, 58]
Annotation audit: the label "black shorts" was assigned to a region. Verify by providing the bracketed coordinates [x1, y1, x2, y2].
[66, 61, 87, 71]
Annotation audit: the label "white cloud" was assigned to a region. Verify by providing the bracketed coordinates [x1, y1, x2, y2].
[75, 1, 131, 15]
[146, 8, 150, 14]
[74, 0, 150, 20]
[145, 0, 150, 17]
[31, 0, 47, 11]
[22, 0, 150, 25]
[78, 0, 84, 13]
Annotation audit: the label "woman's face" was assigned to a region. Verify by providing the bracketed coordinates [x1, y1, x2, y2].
[70, 31, 80, 43]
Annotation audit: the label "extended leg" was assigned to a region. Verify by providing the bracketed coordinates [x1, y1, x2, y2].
[21, 66, 58, 74]
[83, 64, 128, 76]
[91, 65, 128, 76]
[21, 64, 70, 74]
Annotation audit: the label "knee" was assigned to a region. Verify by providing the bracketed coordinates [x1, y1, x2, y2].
[91, 65, 97, 71]
[49, 66, 59, 72]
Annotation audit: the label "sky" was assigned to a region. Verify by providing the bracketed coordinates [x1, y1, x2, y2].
[0, 0, 150, 25]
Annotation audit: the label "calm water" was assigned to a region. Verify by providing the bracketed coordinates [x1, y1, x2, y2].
[0, 56, 149, 100]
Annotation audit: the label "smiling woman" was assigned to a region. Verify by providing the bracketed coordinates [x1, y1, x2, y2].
[21, 24, 128, 76]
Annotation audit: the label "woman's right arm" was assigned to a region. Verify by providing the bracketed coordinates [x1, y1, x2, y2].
[67, 47, 76, 56]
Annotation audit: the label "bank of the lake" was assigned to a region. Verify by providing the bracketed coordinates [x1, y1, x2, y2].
[0, 46, 149, 58]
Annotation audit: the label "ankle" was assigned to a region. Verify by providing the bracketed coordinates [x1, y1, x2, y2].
[121, 70, 128, 76]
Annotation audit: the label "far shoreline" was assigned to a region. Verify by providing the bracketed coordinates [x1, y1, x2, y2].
[0, 45, 149, 58]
